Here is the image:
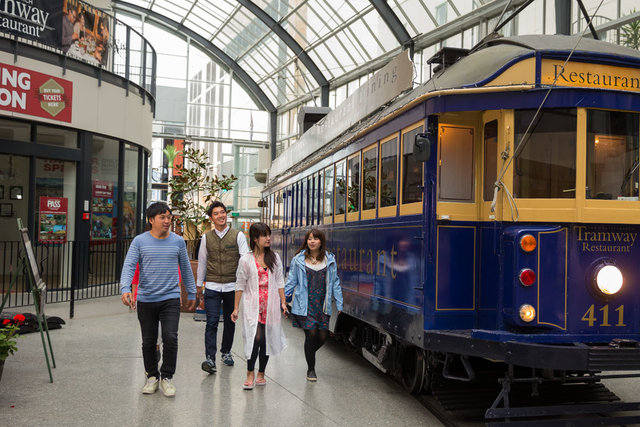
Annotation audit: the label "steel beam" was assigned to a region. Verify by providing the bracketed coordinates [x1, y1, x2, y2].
[369, 0, 412, 50]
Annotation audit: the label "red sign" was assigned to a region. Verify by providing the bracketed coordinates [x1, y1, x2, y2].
[0, 62, 72, 122]
[39, 197, 68, 243]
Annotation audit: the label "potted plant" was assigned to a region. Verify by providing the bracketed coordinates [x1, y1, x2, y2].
[0, 314, 25, 381]
[167, 146, 237, 311]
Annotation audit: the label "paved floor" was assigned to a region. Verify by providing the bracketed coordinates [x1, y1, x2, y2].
[0, 296, 440, 426]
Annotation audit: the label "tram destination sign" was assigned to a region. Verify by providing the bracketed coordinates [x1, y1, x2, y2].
[270, 50, 413, 179]
[541, 59, 640, 92]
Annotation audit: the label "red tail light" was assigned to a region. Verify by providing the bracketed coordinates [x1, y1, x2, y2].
[519, 268, 536, 286]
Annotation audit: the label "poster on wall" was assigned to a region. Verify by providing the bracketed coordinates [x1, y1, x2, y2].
[62, 0, 111, 67]
[0, 62, 73, 122]
[0, 0, 63, 47]
[91, 180, 113, 240]
[39, 196, 68, 243]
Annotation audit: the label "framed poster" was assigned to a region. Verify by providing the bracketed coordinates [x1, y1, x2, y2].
[91, 180, 114, 240]
[39, 197, 68, 243]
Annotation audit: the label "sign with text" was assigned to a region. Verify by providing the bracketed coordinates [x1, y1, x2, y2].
[541, 59, 640, 93]
[0, 62, 73, 122]
[91, 180, 113, 240]
[39, 196, 68, 243]
[0, 0, 63, 46]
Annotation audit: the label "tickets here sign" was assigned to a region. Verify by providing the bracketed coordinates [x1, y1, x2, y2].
[0, 62, 72, 122]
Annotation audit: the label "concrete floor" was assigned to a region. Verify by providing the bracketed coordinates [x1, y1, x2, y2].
[0, 296, 440, 427]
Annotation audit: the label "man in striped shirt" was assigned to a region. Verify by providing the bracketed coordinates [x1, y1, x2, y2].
[120, 202, 196, 397]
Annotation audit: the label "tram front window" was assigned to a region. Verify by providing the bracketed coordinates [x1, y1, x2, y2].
[586, 110, 639, 200]
[514, 109, 576, 199]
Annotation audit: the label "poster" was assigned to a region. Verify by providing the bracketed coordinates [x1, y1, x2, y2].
[39, 196, 68, 243]
[91, 180, 113, 240]
[62, 0, 111, 66]
[0, 0, 63, 47]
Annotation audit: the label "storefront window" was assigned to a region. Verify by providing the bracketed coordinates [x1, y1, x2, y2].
[91, 136, 119, 240]
[0, 154, 29, 241]
[0, 119, 30, 142]
[37, 125, 78, 148]
[35, 159, 76, 242]
[123, 144, 139, 238]
[586, 110, 639, 200]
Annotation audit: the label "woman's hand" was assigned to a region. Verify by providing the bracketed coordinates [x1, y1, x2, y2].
[281, 300, 289, 317]
[231, 309, 239, 322]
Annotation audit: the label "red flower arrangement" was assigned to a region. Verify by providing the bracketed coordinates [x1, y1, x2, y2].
[0, 314, 25, 361]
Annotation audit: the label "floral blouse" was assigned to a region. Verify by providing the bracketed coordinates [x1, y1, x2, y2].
[255, 259, 269, 324]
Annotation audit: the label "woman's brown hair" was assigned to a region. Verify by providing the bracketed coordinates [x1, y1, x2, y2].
[297, 228, 326, 262]
[249, 222, 276, 271]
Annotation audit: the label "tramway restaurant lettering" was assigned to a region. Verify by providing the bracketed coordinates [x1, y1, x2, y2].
[576, 226, 637, 253]
[331, 243, 403, 278]
[541, 60, 640, 93]
[0, 0, 56, 39]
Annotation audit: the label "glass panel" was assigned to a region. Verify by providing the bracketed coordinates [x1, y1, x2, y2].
[363, 147, 378, 210]
[301, 179, 307, 227]
[91, 136, 119, 240]
[324, 166, 334, 217]
[0, 154, 29, 241]
[37, 125, 77, 148]
[402, 126, 423, 204]
[0, 119, 30, 142]
[335, 161, 346, 215]
[586, 110, 639, 200]
[483, 120, 498, 201]
[35, 159, 76, 242]
[514, 109, 576, 199]
[123, 144, 139, 238]
[439, 126, 474, 201]
[347, 154, 360, 213]
[380, 137, 398, 207]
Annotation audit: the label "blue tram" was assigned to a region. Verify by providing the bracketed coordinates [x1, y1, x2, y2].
[261, 32, 640, 419]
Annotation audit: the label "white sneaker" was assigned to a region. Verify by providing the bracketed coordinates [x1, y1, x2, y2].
[160, 377, 176, 397]
[142, 376, 159, 394]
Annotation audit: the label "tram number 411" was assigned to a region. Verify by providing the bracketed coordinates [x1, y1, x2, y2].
[581, 304, 626, 327]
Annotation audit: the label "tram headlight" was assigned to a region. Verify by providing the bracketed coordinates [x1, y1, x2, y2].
[519, 304, 536, 323]
[595, 265, 623, 296]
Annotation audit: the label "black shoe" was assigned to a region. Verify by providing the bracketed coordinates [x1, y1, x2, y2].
[201, 357, 217, 374]
[306, 370, 317, 382]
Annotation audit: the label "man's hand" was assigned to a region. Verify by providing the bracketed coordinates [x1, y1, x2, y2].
[121, 292, 135, 309]
[187, 298, 196, 311]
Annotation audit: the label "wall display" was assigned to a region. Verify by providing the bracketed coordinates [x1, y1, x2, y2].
[39, 197, 68, 243]
[9, 186, 23, 200]
[0, 0, 63, 47]
[0, 203, 11, 217]
[62, 0, 111, 67]
[91, 180, 113, 240]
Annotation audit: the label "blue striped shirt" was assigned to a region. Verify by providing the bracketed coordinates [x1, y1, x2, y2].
[119, 231, 196, 303]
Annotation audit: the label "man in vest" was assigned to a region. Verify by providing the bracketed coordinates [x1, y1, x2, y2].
[196, 201, 250, 373]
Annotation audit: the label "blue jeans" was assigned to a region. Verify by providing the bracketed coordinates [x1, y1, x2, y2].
[204, 289, 235, 359]
[137, 298, 180, 379]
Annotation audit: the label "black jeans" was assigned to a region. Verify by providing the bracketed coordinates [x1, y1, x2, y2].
[137, 298, 180, 379]
[204, 289, 236, 358]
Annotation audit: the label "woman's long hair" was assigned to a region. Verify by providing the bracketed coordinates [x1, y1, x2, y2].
[249, 222, 276, 272]
[296, 228, 326, 263]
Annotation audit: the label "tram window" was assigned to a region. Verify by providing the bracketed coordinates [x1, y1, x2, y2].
[316, 172, 323, 224]
[586, 110, 639, 200]
[514, 109, 576, 199]
[347, 153, 361, 214]
[335, 160, 346, 217]
[323, 166, 334, 219]
[293, 183, 298, 227]
[439, 125, 474, 201]
[483, 120, 498, 201]
[380, 136, 398, 208]
[363, 145, 378, 212]
[402, 125, 424, 204]
[301, 180, 307, 227]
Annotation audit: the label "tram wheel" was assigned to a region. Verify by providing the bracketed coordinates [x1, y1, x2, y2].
[400, 347, 425, 394]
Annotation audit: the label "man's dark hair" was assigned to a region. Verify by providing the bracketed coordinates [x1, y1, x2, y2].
[207, 201, 227, 216]
[146, 202, 171, 223]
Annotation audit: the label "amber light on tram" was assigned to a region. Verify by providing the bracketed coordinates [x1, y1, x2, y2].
[519, 234, 537, 252]
[519, 268, 536, 287]
[519, 304, 536, 323]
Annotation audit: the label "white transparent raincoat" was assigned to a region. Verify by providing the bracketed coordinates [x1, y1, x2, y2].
[235, 252, 287, 358]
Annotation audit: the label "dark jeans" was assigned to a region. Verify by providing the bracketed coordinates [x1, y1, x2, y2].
[137, 298, 180, 379]
[204, 288, 235, 359]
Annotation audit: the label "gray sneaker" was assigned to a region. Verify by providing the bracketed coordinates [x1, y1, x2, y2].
[160, 377, 176, 397]
[201, 357, 217, 374]
[142, 376, 159, 394]
[221, 352, 234, 366]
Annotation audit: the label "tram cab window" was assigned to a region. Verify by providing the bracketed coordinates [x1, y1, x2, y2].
[301, 180, 307, 227]
[402, 125, 424, 205]
[438, 125, 474, 201]
[335, 160, 346, 220]
[483, 120, 498, 201]
[362, 144, 378, 219]
[347, 153, 361, 218]
[586, 110, 639, 200]
[323, 166, 334, 221]
[379, 135, 398, 216]
[514, 109, 576, 199]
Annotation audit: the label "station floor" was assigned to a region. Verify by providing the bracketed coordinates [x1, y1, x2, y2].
[0, 296, 441, 426]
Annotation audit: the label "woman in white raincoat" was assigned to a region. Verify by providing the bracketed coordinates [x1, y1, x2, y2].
[231, 222, 288, 390]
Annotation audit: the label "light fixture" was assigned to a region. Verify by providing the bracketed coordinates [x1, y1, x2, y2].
[595, 264, 623, 296]
[519, 304, 536, 322]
